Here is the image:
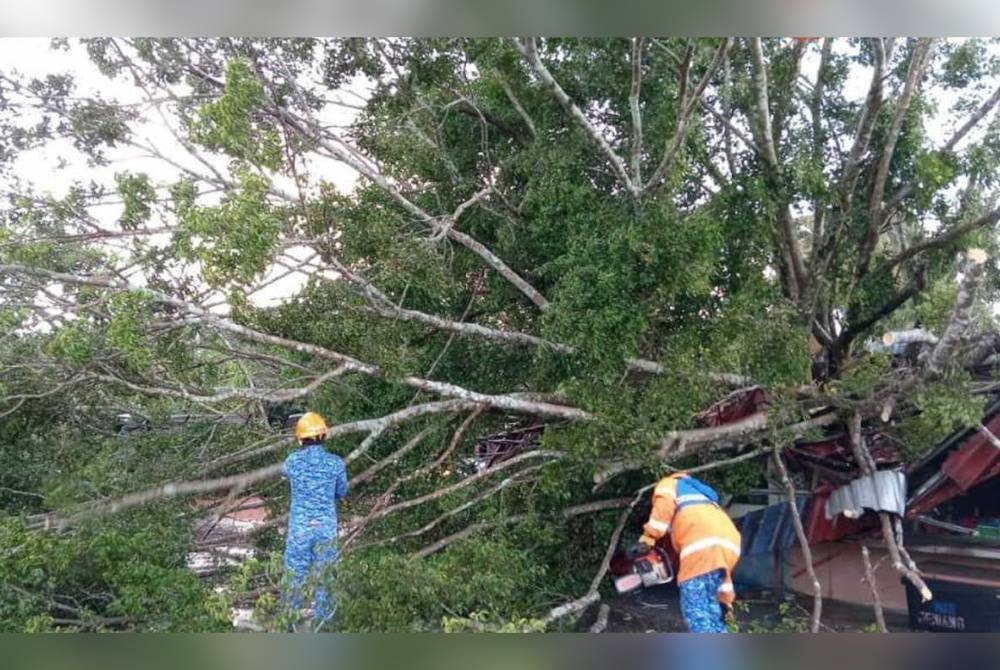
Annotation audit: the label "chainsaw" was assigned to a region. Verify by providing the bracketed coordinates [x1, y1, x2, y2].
[613, 546, 675, 594]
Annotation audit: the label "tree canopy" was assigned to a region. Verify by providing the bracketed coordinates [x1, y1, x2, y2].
[3, 37, 1000, 631]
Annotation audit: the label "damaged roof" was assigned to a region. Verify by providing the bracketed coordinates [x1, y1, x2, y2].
[907, 398, 1000, 516]
[709, 381, 1000, 536]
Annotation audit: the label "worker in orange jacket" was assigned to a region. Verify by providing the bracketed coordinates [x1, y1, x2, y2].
[626, 473, 741, 632]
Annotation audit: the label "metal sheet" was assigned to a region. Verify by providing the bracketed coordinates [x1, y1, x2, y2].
[825, 470, 906, 519]
[941, 437, 1000, 491]
[908, 405, 1000, 515]
[700, 387, 767, 427]
[803, 484, 873, 542]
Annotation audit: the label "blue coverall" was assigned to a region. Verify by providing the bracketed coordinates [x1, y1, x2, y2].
[282, 443, 349, 626]
[680, 570, 728, 632]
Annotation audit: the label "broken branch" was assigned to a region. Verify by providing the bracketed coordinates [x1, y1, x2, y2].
[772, 444, 822, 633]
[861, 545, 889, 633]
[848, 412, 932, 602]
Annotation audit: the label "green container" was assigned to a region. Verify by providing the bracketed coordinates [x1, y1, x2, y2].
[977, 524, 1000, 538]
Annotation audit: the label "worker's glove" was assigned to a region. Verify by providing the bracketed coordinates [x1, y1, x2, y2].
[624, 542, 651, 560]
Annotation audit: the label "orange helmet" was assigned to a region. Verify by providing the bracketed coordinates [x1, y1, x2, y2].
[295, 411, 328, 443]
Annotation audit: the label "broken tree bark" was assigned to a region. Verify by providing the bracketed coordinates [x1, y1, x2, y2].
[772, 444, 823, 633]
[926, 248, 989, 378]
[588, 603, 611, 633]
[882, 328, 939, 347]
[543, 592, 601, 625]
[976, 423, 1000, 450]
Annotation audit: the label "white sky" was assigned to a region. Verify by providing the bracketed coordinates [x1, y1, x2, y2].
[0, 38, 364, 314]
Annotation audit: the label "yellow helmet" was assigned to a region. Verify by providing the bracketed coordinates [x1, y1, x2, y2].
[295, 411, 329, 443]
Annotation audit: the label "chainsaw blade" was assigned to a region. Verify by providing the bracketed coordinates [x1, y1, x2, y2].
[614, 573, 643, 594]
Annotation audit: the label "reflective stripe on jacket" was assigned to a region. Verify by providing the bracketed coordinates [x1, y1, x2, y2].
[640, 473, 741, 605]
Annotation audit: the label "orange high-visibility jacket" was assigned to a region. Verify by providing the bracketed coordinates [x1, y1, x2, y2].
[639, 473, 742, 606]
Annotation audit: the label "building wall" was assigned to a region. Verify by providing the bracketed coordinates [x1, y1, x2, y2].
[786, 541, 908, 612]
[785, 539, 1000, 613]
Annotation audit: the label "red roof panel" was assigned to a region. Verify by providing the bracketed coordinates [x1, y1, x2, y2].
[907, 411, 1000, 515]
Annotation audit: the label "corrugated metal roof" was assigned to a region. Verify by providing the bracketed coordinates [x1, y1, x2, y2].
[825, 470, 906, 519]
[907, 398, 1000, 481]
[908, 403, 1000, 515]
[942, 439, 1000, 491]
[803, 485, 875, 542]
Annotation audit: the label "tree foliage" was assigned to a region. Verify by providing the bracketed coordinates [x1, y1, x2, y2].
[2, 37, 1000, 631]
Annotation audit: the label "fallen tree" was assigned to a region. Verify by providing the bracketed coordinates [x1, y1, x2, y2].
[4, 37, 1000, 632]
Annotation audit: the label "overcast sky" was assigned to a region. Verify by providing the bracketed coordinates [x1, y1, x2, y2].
[0, 38, 367, 311]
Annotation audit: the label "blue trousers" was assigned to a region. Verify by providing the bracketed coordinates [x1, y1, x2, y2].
[283, 519, 338, 627]
[679, 570, 727, 633]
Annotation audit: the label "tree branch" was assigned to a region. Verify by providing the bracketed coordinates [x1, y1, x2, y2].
[589, 604, 611, 633]
[410, 495, 632, 560]
[328, 254, 753, 385]
[860, 38, 934, 277]
[539, 485, 648, 628]
[700, 99, 764, 158]
[629, 37, 644, 185]
[880, 82, 1000, 215]
[255, 93, 551, 311]
[848, 412, 932, 602]
[861, 544, 889, 633]
[342, 408, 484, 544]
[842, 38, 893, 197]
[27, 400, 482, 531]
[879, 207, 1000, 273]
[87, 366, 349, 405]
[592, 415, 834, 491]
[643, 38, 731, 192]
[429, 185, 492, 241]
[748, 38, 807, 298]
[658, 410, 838, 460]
[350, 425, 437, 488]
[773, 444, 822, 633]
[365, 450, 561, 523]
[0, 264, 581, 420]
[838, 279, 924, 347]
[353, 463, 544, 551]
[516, 37, 638, 197]
[749, 38, 779, 169]
[925, 248, 988, 377]
[496, 74, 537, 139]
[943, 82, 1000, 154]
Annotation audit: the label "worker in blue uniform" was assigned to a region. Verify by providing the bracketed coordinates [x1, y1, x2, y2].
[282, 411, 348, 629]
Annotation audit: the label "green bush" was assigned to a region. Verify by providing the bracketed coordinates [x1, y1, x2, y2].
[0, 511, 231, 632]
[331, 535, 549, 632]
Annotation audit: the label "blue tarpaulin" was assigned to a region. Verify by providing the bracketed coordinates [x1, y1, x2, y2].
[732, 496, 811, 593]
[736, 495, 810, 556]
